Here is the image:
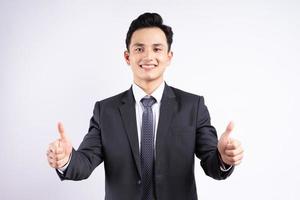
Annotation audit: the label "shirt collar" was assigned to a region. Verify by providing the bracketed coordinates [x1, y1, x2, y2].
[132, 81, 165, 103]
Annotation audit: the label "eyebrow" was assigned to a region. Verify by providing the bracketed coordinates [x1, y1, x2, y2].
[132, 43, 164, 47]
[153, 43, 164, 47]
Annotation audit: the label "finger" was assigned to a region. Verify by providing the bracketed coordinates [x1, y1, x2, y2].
[55, 152, 66, 161]
[48, 146, 54, 153]
[48, 143, 57, 153]
[57, 122, 67, 140]
[227, 159, 242, 166]
[226, 140, 241, 150]
[225, 148, 244, 157]
[47, 144, 64, 157]
[48, 157, 57, 168]
[48, 156, 55, 164]
[55, 146, 64, 154]
[54, 140, 60, 148]
[225, 153, 244, 165]
[222, 157, 241, 166]
[223, 121, 234, 138]
[232, 153, 244, 164]
[47, 151, 56, 160]
[57, 157, 69, 168]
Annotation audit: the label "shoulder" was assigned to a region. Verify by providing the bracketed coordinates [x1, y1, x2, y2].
[94, 88, 132, 108]
[168, 85, 204, 103]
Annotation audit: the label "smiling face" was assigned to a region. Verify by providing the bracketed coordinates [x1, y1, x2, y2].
[124, 27, 173, 88]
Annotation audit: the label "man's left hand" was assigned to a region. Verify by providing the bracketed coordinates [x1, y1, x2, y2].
[217, 121, 244, 166]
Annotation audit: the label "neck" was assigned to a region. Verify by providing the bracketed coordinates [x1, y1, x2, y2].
[134, 78, 163, 95]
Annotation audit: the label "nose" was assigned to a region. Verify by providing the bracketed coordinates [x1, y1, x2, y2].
[143, 48, 154, 61]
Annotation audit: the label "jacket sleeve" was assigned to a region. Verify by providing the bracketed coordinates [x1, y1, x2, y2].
[195, 96, 234, 180]
[57, 101, 104, 181]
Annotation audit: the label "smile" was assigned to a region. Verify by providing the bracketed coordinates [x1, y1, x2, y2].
[139, 64, 157, 69]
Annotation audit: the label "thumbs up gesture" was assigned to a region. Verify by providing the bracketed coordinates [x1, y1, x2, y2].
[47, 122, 73, 169]
[217, 121, 244, 166]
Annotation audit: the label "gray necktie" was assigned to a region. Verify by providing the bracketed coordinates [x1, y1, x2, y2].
[141, 96, 156, 200]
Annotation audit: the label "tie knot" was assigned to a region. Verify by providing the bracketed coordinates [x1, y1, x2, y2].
[141, 96, 156, 108]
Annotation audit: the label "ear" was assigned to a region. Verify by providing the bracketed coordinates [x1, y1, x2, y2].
[168, 51, 173, 60]
[124, 50, 130, 65]
[166, 51, 173, 65]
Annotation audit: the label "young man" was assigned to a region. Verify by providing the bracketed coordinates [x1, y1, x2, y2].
[47, 13, 244, 200]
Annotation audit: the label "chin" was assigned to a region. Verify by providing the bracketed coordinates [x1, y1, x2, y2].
[145, 76, 163, 83]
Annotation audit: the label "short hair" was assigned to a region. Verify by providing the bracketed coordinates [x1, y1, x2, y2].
[125, 12, 173, 52]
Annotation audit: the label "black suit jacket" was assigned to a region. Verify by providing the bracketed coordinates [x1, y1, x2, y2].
[57, 83, 233, 200]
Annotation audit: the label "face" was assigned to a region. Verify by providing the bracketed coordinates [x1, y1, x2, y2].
[124, 27, 173, 86]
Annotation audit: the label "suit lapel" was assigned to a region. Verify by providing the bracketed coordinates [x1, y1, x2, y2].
[119, 88, 141, 178]
[156, 84, 178, 158]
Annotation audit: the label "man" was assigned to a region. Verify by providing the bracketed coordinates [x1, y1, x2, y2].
[47, 12, 244, 200]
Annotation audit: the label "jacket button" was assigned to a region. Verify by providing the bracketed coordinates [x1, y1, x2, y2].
[137, 180, 141, 185]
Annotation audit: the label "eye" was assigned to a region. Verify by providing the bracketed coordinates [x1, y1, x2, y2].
[135, 47, 143, 53]
[154, 48, 162, 52]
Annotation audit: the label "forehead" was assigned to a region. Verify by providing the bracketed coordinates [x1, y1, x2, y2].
[130, 27, 168, 47]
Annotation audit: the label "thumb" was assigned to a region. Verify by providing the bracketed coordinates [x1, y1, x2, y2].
[222, 121, 234, 140]
[57, 122, 67, 140]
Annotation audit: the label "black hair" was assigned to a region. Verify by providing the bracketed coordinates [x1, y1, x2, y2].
[125, 12, 173, 52]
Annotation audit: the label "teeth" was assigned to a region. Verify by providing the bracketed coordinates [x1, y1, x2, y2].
[140, 65, 156, 69]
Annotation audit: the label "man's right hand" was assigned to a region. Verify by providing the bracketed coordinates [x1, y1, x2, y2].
[47, 122, 73, 169]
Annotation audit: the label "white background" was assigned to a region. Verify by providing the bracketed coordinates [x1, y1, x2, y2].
[1, 0, 299, 199]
